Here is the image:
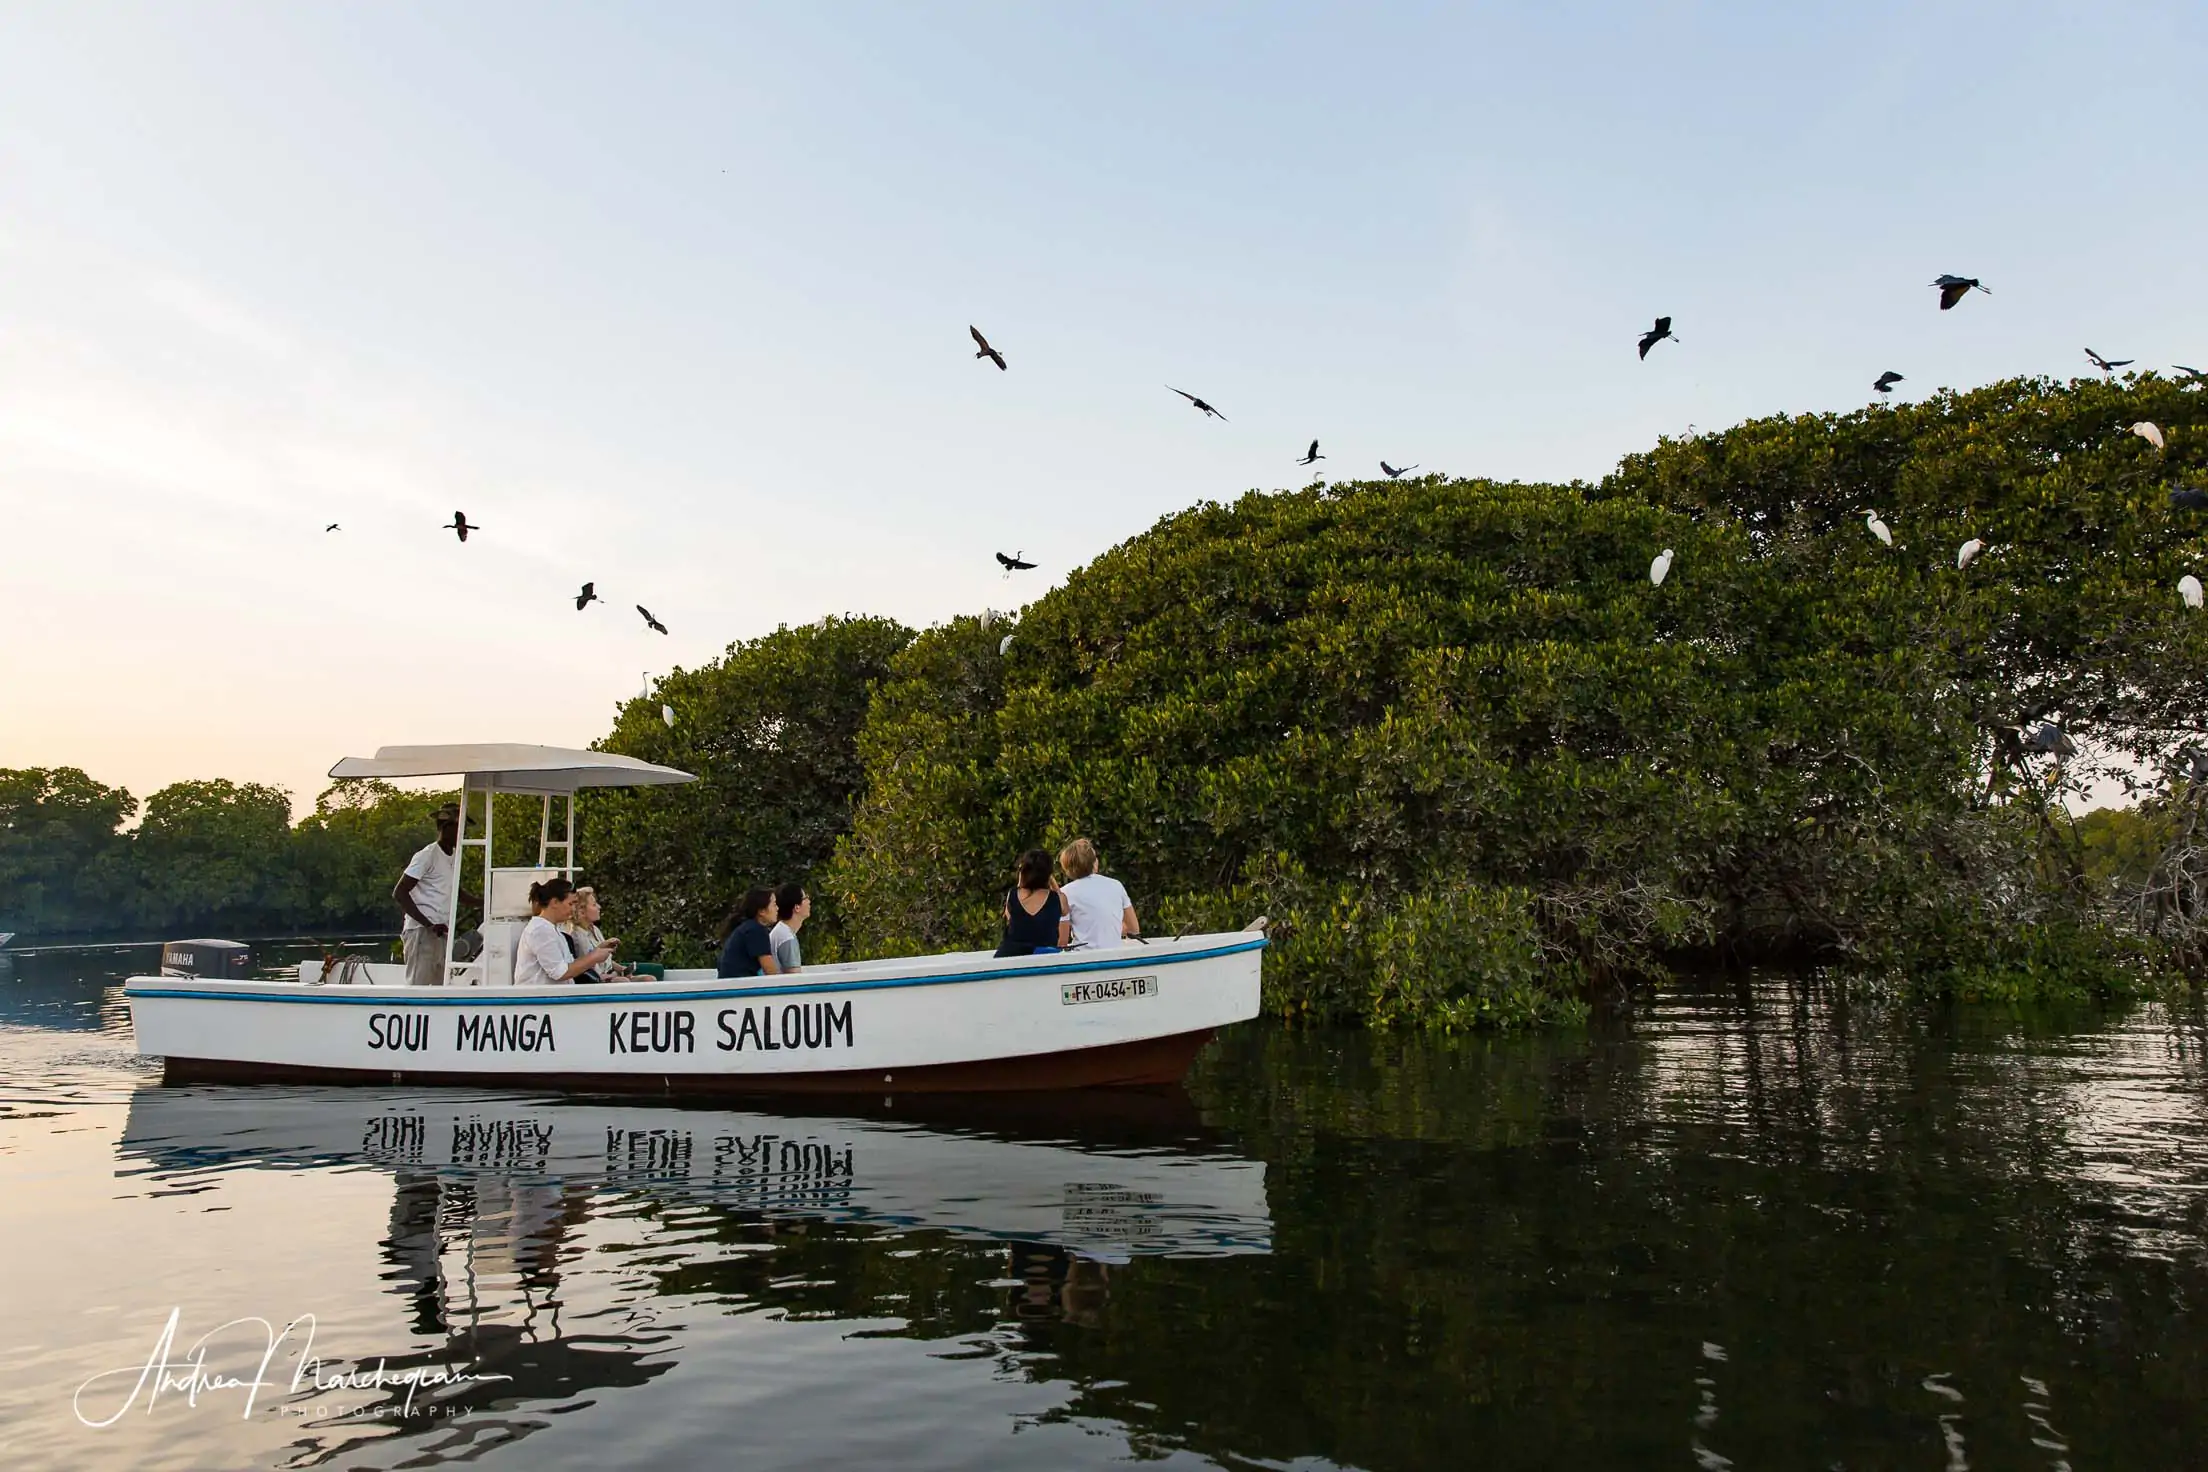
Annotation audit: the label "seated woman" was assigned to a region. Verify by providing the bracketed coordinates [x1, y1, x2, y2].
[717, 888, 784, 979]
[996, 849, 1070, 958]
[561, 885, 626, 983]
[517, 878, 615, 986]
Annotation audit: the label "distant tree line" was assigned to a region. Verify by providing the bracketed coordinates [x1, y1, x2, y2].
[0, 772, 448, 940]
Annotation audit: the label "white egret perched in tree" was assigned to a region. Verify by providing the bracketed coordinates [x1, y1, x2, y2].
[1650, 548, 1674, 587]
[662, 704, 676, 728]
[2133, 421, 2166, 451]
[1864, 510, 1893, 547]
[1957, 538, 1985, 570]
[999, 633, 1015, 655]
[2182, 575, 2204, 610]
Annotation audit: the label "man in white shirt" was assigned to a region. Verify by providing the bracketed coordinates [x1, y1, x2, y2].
[1057, 838, 1138, 950]
[394, 803, 461, 986]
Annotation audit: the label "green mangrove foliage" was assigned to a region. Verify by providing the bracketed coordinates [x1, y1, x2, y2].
[810, 375, 2208, 1022]
[588, 616, 913, 966]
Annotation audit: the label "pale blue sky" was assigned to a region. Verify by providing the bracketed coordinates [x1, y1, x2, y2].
[3, 3, 2204, 809]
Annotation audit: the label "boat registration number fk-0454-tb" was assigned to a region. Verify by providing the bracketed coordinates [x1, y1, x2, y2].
[1061, 975, 1158, 1005]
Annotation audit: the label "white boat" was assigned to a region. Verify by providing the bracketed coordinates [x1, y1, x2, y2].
[125, 743, 1266, 1094]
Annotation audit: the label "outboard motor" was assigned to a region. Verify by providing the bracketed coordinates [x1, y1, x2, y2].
[160, 938, 253, 980]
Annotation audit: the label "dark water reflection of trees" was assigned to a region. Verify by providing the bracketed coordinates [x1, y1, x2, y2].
[555, 989, 2208, 1469]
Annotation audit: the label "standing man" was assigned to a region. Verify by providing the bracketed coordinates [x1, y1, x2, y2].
[394, 802, 461, 987]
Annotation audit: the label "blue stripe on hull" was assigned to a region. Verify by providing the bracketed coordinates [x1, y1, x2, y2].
[125, 936, 1266, 1007]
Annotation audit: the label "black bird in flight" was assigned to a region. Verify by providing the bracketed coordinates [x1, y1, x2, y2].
[2172, 486, 2208, 511]
[1380, 461, 1419, 479]
[446, 511, 478, 542]
[324, 522, 340, 532]
[2085, 348, 2134, 372]
[1874, 371, 1904, 395]
[970, 326, 1006, 371]
[996, 550, 1037, 572]
[1167, 386, 1226, 420]
[2175, 365, 2206, 380]
[1637, 317, 1675, 359]
[637, 605, 669, 634]
[1296, 440, 1324, 466]
[1932, 275, 1988, 310]
[575, 582, 600, 611]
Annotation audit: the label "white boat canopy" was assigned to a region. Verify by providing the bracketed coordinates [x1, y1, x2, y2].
[329, 743, 695, 795]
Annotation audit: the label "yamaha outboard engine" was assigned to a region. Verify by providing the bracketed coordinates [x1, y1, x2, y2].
[160, 938, 253, 979]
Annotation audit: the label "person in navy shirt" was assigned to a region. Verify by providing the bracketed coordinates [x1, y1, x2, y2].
[717, 888, 782, 978]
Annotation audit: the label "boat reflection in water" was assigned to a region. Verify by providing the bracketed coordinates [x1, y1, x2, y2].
[114, 1084, 1270, 1461]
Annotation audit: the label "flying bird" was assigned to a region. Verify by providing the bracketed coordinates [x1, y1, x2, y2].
[1874, 371, 1904, 395]
[1932, 275, 1988, 310]
[998, 633, 1015, 656]
[1864, 510, 1894, 547]
[575, 582, 600, 611]
[969, 326, 1006, 371]
[995, 551, 1037, 571]
[2175, 365, 2206, 380]
[2172, 486, 2208, 511]
[1650, 548, 1674, 587]
[324, 522, 340, 533]
[637, 605, 669, 634]
[1957, 538, 1984, 570]
[1167, 386, 1226, 420]
[2182, 575, 2204, 610]
[2132, 421, 2166, 451]
[661, 704, 675, 728]
[1296, 440, 1324, 466]
[1637, 316, 1675, 359]
[1379, 461, 1419, 478]
[2086, 348, 2134, 372]
[445, 511, 478, 542]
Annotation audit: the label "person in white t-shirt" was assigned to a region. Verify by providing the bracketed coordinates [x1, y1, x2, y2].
[517, 878, 614, 986]
[1057, 838, 1138, 950]
[393, 803, 462, 987]
[769, 882, 810, 972]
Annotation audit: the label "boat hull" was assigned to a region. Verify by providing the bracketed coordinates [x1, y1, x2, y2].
[158, 1027, 1216, 1093]
[126, 935, 1263, 1095]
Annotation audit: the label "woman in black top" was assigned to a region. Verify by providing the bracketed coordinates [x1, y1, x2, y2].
[717, 888, 783, 978]
[996, 849, 1070, 957]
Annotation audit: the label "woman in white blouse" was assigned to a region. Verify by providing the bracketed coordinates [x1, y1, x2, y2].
[518, 878, 614, 986]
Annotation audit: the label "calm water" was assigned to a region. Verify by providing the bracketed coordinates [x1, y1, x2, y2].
[4, 948, 2207, 1469]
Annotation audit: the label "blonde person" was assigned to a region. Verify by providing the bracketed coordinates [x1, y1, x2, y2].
[562, 885, 625, 983]
[1057, 838, 1137, 950]
[517, 878, 614, 986]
